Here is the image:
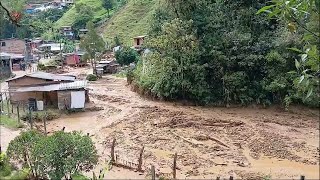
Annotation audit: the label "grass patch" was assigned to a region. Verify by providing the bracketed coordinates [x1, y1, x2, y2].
[0, 115, 23, 129]
[99, 0, 159, 45]
[55, 0, 108, 27]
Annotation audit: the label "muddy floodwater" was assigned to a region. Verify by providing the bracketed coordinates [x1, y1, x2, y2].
[4, 68, 319, 179]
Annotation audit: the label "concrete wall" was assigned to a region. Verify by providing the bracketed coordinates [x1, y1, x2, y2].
[0, 39, 25, 54]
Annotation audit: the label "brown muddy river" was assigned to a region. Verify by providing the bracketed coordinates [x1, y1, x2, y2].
[3, 69, 319, 179]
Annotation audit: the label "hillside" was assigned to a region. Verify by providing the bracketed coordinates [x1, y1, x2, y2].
[55, 0, 107, 27]
[98, 0, 159, 46]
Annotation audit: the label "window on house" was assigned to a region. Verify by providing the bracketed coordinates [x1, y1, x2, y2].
[136, 39, 140, 46]
[1, 42, 6, 46]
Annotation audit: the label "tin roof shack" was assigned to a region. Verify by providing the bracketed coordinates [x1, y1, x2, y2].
[133, 36, 146, 50]
[13, 81, 88, 110]
[39, 43, 64, 54]
[64, 52, 84, 66]
[0, 53, 12, 79]
[97, 60, 119, 74]
[6, 72, 79, 108]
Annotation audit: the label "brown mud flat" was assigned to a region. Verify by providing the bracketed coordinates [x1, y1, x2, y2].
[32, 70, 319, 179]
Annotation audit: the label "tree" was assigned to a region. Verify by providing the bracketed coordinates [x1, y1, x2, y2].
[32, 131, 98, 179]
[103, 0, 114, 17]
[7, 130, 98, 179]
[258, 0, 319, 105]
[115, 47, 139, 66]
[74, 3, 94, 30]
[6, 130, 44, 178]
[80, 21, 105, 74]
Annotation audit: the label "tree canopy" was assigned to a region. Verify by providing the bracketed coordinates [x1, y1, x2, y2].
[7, 130, 98, 179]
[133, 0, 319, 107]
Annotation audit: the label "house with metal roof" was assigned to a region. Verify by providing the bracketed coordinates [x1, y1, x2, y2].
[6, 72, 88, 110]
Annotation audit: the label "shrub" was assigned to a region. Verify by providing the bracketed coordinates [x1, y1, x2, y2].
[7, 130, 98, 179]
[115, 47, 139, 66]
[0, 153, 12, 178]
[37, 63, 47, 71]
[86, 74, 97, 81]
[8, 168, 30, 180]
[20, 110, 60, 122]
[72, 173, 90, 180]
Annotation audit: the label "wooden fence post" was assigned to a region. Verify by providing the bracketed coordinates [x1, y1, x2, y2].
[151, 165, 155, 180]
[300, 175, 305, 180]
[1, 99, 3, 112]
[17, 104, 20, 123]
[43, 113, 47, 136]
[137, 146, 144, 171]
[29, 108, 33, 129]
[7, 99, 10, 117]
[111, 138, 116, 163]
[173, 152, 177, 179]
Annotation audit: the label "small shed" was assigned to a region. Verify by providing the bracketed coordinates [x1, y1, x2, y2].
[65, 53, 80, 66]
[133, 35, 146, 49]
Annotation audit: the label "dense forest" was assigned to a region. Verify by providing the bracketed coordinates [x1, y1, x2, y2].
[132, 0, 319, 107]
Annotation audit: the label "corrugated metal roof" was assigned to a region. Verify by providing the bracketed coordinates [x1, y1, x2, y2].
[6, 72, 76, 82]
[13, 80, 87, 92]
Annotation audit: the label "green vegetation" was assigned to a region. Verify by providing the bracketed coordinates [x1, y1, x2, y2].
[87, 74, 98, 81]
[72, 173, 90, 180]
[132, 0, 319, 107]
[56, 0, 107, 28]
[80, 21, 105, 74]
[20, 109, 60, 122]
[0, 115, 23, 129]
[115, 46, 139, 65]
[0, 153, 12, 178]
[100, 0, 159, 45]
[7, 130, 98, 179]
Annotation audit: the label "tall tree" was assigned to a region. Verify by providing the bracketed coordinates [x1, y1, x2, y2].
[103, 0, 113, 17]
[80, 21, 105, 74]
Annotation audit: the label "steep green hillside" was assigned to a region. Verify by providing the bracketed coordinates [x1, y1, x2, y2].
[55, 0, 107, 27]
[98, 0, 159, 46]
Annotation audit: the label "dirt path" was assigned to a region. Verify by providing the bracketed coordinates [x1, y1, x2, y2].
[43, 71, 319, 179]
[0, 126, 20, 151]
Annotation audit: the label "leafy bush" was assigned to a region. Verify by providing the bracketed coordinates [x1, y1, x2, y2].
[7, 130, 98, 179]
[86, 74, 98, 81]
[0, 153, 12, 178]
[115, 47, 139, 66]
[20, 110, 60, 122]
[72, 173, 90, 180]
[8, 168, 30, 180]
[37, 63, 47, 71]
